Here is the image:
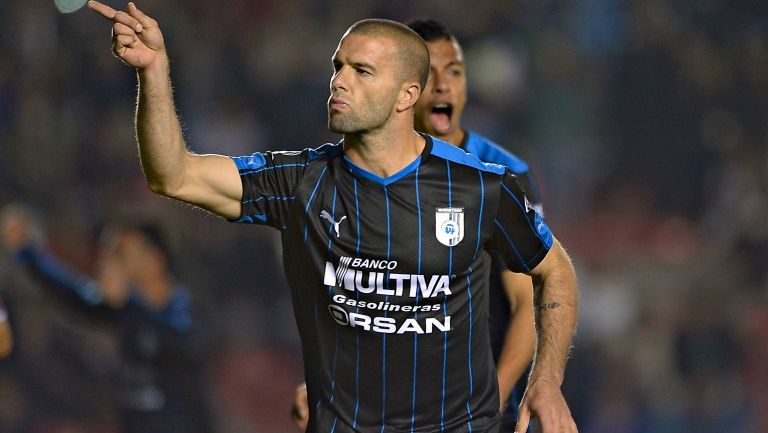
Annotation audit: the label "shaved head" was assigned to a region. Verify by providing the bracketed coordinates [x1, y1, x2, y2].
[345, 19, 430, 92]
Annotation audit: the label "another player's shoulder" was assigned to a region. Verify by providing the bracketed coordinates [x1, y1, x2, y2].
[462, 130, 529, 175]
[429, 135, 506, 175]
[231, 142, 344, 172]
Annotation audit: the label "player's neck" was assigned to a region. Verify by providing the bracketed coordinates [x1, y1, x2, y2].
[343, 127, 425, 178]
[436, 128, 466, 148]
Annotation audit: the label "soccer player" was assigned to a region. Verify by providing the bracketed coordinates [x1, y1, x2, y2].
[88, 2, 579, 432]
[292, 19, 541, 432]
[411, 19, 540, 431]
[0, 208, 211, 433]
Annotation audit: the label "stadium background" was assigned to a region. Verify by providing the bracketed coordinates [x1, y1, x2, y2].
[1, 0, 766, 432]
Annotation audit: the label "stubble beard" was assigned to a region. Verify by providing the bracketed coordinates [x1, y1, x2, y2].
[328, 111, 365, 134]
[327, 97, 395, 134]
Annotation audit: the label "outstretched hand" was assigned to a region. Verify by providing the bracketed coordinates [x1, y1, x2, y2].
[88, 1, 165, 68]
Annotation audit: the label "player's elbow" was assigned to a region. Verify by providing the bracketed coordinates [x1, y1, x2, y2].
[146, 179, 175, 197]
[141, 152, 195, 200]
[145, 170, 187, 199]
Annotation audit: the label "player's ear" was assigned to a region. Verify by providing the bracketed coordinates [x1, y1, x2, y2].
[396, 81, 421, 112]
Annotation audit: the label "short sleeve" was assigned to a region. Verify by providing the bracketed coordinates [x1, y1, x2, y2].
[491, 172, 553, 272]
[230, 150, 310, 229]
[514, 168, 544, 217]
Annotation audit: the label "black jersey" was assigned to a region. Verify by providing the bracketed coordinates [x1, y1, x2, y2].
[232, 135, 553, 433]
[460, 130, 542, 215]
[461, 130, 543, 430]
[460, 130, 542, 364]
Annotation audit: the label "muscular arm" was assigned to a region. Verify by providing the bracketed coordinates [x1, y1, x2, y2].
[515, 237, 579, 433]
[136, 56, 243, 219]
[527, 239, 577, 386]
[495, 270, 536, 410]
[89, 1, 243, 219]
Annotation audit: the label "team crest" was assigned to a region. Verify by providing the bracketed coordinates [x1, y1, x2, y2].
[435, 207, 464, 247]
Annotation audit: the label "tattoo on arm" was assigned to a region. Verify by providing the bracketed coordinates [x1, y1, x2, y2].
[539, 302, 560, 312]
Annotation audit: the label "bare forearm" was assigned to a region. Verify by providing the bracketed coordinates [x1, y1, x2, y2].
[134, 55, 243, 218]
[496, 271, 536, 405]
[136, 53, 189, 196]
[88, 2, 244, 218]
[530, 241, 578, 386]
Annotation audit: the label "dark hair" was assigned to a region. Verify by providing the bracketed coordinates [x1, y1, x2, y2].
[407, 19, 456, 43]
[107, 221, 175, 272]
[131, 223, 171, 262]
[347, 18, 430, 91]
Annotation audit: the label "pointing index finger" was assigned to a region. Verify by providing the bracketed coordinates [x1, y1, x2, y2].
[87, 0, 117, 20]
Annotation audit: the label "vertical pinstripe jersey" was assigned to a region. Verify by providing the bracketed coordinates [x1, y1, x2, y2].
[231, 135, 553, 433]
[461, 131, 542, 215]
[461, 130, 543, 426]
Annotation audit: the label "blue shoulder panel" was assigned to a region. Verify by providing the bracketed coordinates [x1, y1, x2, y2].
[231, 152, 267, 171]
[463, 131, 529, 175]
[231, 142, 343, 172]
[430, 136, 506, 175]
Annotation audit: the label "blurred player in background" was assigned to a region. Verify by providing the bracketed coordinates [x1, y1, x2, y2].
[87, 2, 579, 432]
[0, 206, 211, 433]
[291, 19, 541, 432]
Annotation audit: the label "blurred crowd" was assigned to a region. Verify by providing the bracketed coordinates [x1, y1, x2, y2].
[1, 0, 767, 432]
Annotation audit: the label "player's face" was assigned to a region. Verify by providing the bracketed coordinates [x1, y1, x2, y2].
[105, 231, 147, 279]
[112, 231, 169, 302]
[328, 33, 401, 134]
[414, 38, 467, 142]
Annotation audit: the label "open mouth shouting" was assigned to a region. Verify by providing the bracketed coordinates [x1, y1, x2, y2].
[429, 102, 455, 134]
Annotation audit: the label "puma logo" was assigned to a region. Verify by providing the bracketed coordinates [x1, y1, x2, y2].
[320, 210, 346, 238]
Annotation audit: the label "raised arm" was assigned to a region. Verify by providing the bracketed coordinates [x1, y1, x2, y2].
[516, 238, 578, 433]
[88, 1, 243, 219]
[1, 205, 126, 310]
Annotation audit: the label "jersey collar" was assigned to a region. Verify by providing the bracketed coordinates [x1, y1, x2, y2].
[341, 134, 433, 187]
